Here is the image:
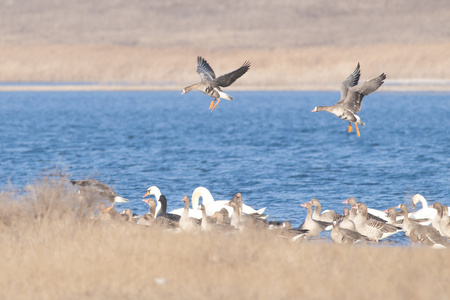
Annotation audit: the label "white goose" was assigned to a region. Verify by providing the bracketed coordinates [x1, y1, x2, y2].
[142, 186, 203, 219]
[408, 194, 437, 224]
[190, 187, 267, 217]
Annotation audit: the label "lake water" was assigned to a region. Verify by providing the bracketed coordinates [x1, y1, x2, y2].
[1, 90, 449, 245]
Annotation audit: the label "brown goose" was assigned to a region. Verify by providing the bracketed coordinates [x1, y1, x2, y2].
[311, 63, 386, 137]
[182, 56, 251, 111]
[353, 203, 400, 241]
[309, 198, 342, 223]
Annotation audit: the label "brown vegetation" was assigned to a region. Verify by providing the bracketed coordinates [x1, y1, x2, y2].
[0, 0, 449, 90]
[0, 177, 449, 299]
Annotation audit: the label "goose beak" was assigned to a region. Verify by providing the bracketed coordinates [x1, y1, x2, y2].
[143, 190, 150, 198]
[181, 89, 186, 95]
[311, 107, 317, 112]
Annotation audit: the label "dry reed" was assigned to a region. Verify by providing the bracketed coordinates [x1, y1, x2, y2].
[0, 177, 449, 299]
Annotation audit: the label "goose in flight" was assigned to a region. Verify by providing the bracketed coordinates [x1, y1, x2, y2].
[311, 63, 386, 137]
[69, 178, 129, 212]
[182, 56, 251, 111]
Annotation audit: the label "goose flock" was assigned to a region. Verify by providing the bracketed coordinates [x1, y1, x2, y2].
[62, 57, 446, 249]
[69, 178, 450, 249]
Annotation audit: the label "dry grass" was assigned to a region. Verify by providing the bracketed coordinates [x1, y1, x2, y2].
[0, 177, 449, 299]
[0, 0, 449, 90]
[0, 43, 450, 91]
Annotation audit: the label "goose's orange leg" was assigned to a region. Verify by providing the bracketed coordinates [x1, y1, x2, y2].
[101, 203, 113, 213]
[209, 99, 216, 110]
[348, 122, 353, 133]
[211, 99, 221, 112]
[355, 123, 361, 137]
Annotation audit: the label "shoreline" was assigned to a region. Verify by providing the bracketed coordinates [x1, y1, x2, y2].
[1, 81, 450, 92]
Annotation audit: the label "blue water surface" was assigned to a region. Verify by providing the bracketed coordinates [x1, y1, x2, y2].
[1, 90, 449, 245]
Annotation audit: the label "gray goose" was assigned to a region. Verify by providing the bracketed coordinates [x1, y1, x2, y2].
[330, 221, 369, 245]
[69, 178, 129, 213]
[338, 207, 356, 231]
[309, 198, 342, 223]
[311, 63, 386, 137]
[353, 203, 400, 241]
[343, 197, 388, 223]
[182, 56, 251, 111]
[299, 202, 329, 238]
[179, 196, 201, 231]
[136, 198, 157, 226]
[431, 202, 444, 234]
[440, 205, 450, 238]
[432, 202, 450, 238]
[396, 204, 449, 248]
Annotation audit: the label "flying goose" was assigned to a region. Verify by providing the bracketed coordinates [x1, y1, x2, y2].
[69, 178, 129, 213]
[182, 56, 251, 111]
[311, 63, 386, 137]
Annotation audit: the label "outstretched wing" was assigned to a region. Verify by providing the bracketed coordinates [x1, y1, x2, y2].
[342, 73, 386, 113]
[337, 63, 361, 103]
[197, 56, 215, 82]
[214, 61, 251, 87]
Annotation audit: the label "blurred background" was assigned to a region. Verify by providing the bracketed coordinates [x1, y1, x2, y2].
[0, 0, 449, 89]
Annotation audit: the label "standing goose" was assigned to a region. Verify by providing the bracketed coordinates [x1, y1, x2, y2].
[298, 202, 329, 238]
[409, 194, 437, 224]
[309, 198, 342, 223]
[342, 197, 388, 222]
[191, 186, 266, 216]
[142, 186, 162, 217]
[330, 221, 369, 245]
[311, 63, 386, 137]
[69, 178, 129, 213]
[353, 203, 400, 241]
[179, 196, 201, 231]
[182, 56, 251, 111]
[338, 207, 356, 231]
[440, 205, 450, 238]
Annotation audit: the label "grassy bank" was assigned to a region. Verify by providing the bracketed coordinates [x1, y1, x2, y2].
[1, 43, 450, 92]
[0, 177, 448, 299]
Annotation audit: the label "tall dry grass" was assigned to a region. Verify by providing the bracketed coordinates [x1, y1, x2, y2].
[1, 43, 450, 91]
[0, 177, 449, 299]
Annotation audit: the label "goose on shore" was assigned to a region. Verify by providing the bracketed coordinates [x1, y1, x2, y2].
[440, 205, 450, 238]
[338, 207, 356, 231]
[311, 63, 386, 137]
[409, 194, 437, 224]
[309, 198, 342, 223]
[330, 221, 369, 245]
[342, 197, 388, 222]
[353, 203, 400, 241]
[179, 196, 201, 231]
[299, 202, 329, 238]
[69, 178, 129, 212]
[182, 56, 251, 111]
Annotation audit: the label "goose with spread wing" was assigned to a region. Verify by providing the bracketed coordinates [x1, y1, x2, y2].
[182, 56, 251, 111]
[311, 63, 386, 137]
[69, 178, 129, 213]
